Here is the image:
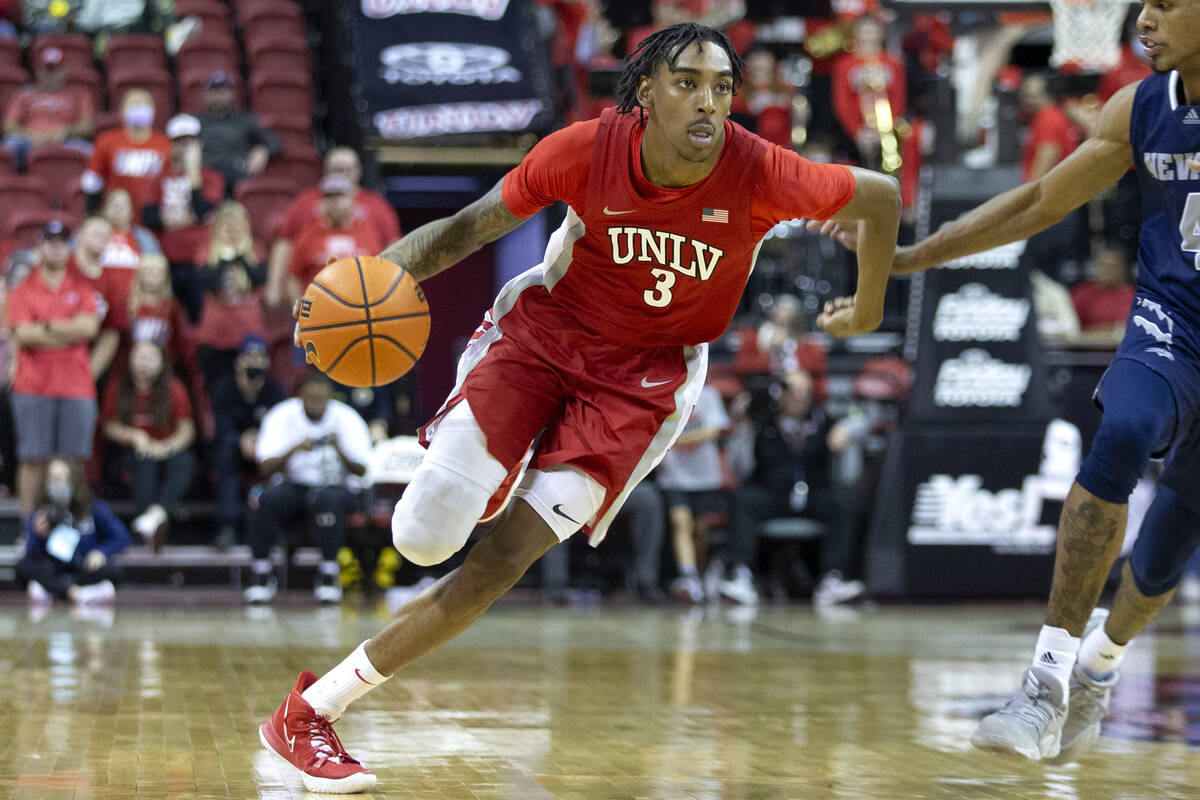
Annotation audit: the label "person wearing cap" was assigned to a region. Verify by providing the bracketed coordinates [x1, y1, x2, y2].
[195, 70, 280, 193]
[6, 220, 101, 515]
[265, 147, 402, 307]
[204, 333, 285, 548]
[285, 173, 389, 304]
[2, 46, 95, 169]
[82, 88, 170, 224]
[141, 113, 226, 321]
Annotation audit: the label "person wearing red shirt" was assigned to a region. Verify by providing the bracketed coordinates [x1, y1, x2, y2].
[1020, 73, 1082, 182]
[285, 173, 389, 303]
[832, 14, 907, 169]
[92, 254, 190, 384]
[1098, 42, 1153, 103]
[68, 215, 112, 291]
[141, 113, 226, 321]
[101, 339, 196, 552]
[255, 24, 900, 793]
[81, 88, 170, 224]
[1070, 244, 1138, 337]
[2, 46, 94, 169]
[266, 148, 401, 307]
[7, 221, 101, 514]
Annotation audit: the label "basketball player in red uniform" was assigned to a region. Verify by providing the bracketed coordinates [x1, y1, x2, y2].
[257, 24, 901, 793]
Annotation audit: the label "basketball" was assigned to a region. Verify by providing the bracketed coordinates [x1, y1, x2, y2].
[297, 255, 430, 388]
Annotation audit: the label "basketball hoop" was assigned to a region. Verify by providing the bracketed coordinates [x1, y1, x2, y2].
[1048, 0, 1133, 72]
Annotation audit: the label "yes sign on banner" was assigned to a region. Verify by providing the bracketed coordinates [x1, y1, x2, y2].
[344, 0, 555, 139]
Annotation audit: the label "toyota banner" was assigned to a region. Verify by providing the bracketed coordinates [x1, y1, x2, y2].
[343, 0, 556, 140]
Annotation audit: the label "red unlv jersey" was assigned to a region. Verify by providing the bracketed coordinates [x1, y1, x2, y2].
[501, 108, 855, 346]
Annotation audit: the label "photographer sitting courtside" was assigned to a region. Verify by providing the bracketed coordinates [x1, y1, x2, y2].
[246, 370, 372, 605]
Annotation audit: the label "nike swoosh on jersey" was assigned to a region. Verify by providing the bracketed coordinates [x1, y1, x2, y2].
[602, 206, 635, 215]
[641, 377, 671, 388]
[552, 504, 580, 525]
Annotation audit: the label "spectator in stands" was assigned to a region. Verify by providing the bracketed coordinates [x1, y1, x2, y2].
[246, 369, 372, 605]
[1071, 243, 1138, 339]
[284, 173, 390, 304]
[756, 294, 803, 373]
[1020, 73, 1081, 183]
[101, 339, 196, 552]
[92, 253, 186, 381]
[207, 334, 285, 549]
[89, 189, 162, 377]
[196, 70, 280, 194]
[21, 1, 77, 33]
[331, 381, 394, 446]
[142, 113, 226, 322]
[7, 221, 100, 514]
[2, 46, 94, 170]
[1030, 267, 1081, 342]
[539, 480, 667, 604]
[731, 44, 795, 148]
[722, 370, 864, 606]
[68, 215, 112, 288]
[266, 147, 401, 307]
[18, 457, 130, 605]
[626, 0, 695, 54]
[82, 88, 170, 224]
[832, 14, 906, 169]
[190, 201, 267, 392]
[658, 383, 729, 604]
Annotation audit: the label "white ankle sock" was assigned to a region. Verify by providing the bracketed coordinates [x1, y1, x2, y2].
[1077, 625, 1127, 680]
[301, 640, 390, 722]
[1031, 625, 1080, 699]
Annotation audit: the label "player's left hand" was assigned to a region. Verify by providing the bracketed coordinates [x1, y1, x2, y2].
[817, 296, 881, 338]
[291, 300, 308, 359]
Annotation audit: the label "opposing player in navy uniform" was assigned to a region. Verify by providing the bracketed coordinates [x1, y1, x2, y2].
[813, 0, 1200, 764]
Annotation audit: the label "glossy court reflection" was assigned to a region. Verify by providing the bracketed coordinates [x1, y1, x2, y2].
[0, 600, 1198, 799]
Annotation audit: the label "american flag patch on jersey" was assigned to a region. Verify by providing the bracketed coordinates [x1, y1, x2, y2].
[701, 207, 729, 223]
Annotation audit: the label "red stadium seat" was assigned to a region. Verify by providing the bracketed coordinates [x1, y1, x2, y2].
[0, 65, 31, 122]
[31, 34, 94, 73]
[104, 34, 168, 75]
[178, 68, 245, 114]
[250, 70, 313, 121]
[259, 114, 315, 152]
[7, 208, 78, 249]
[234, 176, 300, 243]
[239, 2, 306, 43]
[0, 176, 55, 239]
[62, 184, 88, 219]
[0, 38, 19, 67]
[175, 0, 234, 37]
[26, 146, 89, 207]
[261, 147, 321, 191]
[107, 68, 174, 123]
[245, 34, 310, 76]
[0, 148, 16, 176]
[93, 111, 123, 136]
[175, 33, 240, 80]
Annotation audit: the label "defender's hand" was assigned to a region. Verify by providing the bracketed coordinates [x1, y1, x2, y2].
[805, 219, 859, 251]
[817, 296, 881, 338]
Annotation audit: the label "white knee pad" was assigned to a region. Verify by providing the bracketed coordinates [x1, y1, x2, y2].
[392, 401, 509, 566]
[513, 466, 606, 541]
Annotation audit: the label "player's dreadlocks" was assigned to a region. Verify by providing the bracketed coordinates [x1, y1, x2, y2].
[616, 23, 744, 116]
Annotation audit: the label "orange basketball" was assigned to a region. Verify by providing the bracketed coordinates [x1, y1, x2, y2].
[297, 256, 430, 387]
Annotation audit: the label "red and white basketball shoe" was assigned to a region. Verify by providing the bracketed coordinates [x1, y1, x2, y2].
[259, 671, 377, 794]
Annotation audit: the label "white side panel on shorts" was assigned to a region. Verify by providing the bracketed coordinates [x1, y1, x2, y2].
[587, 343, 709, 545]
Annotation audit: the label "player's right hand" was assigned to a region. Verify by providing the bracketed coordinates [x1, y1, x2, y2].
[291, 299, 307, 359]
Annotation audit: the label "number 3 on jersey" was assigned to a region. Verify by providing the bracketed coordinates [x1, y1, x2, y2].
[644, 268, 676, 307]
[1182, 193, 1200, 270]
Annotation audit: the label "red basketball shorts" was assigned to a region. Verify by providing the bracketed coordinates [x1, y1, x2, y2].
[420, 268, 708, 544]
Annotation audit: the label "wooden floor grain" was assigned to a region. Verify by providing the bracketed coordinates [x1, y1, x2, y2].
[1, 598, 1198, 799]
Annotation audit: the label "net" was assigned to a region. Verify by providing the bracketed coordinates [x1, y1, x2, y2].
[1048, 0, 1133, 71]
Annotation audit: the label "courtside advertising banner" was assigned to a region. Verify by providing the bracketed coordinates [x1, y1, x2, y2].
[345, 0, 555, 139]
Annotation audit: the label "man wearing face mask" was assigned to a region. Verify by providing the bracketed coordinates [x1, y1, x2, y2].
[16, 457, 132, 606]
[207, 334, 285, 549]
[81, 88, 170, 224]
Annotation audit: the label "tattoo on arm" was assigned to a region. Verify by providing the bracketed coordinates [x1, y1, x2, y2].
[379, 180, 526, 282]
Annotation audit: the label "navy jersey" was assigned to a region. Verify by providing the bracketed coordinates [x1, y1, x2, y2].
[1132, 71, 1200, 322]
